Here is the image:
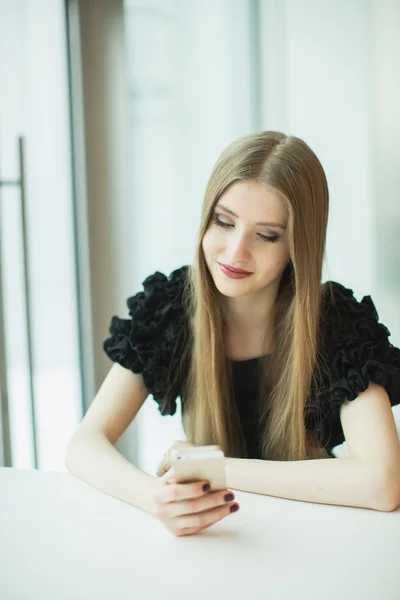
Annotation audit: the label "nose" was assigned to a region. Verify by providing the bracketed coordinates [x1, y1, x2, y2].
[227, 230, 251, 264]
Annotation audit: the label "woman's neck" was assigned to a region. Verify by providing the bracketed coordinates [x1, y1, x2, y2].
[224, 285, 277, 329]
[225, 334, 272, 361]
[222, 281, 280, 360]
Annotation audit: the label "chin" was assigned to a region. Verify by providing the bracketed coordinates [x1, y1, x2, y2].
[212, 272, 252, 297]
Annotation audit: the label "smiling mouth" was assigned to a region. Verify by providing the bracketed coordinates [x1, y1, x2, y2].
[219, 263, 253, 275]
[218, 263, 253, 278]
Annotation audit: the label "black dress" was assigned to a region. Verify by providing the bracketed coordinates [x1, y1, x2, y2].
[103, 265, 400, 458]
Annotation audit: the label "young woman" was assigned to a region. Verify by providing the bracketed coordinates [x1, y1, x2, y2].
[65, 131, 400, 537]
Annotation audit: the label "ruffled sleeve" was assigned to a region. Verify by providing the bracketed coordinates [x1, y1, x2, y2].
[309, 281, 400, 451]
[103, 265, 191, 416]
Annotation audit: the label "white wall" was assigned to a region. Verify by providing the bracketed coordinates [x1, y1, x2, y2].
[261, 0, 375, 298]
[76, 0, 138, 464]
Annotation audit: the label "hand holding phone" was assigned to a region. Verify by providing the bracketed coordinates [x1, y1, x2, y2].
[151, 445, 239, 537]
[170, 445, 226, 491]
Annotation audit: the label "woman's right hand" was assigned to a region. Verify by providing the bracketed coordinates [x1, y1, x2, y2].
[151, 468, 240, 537]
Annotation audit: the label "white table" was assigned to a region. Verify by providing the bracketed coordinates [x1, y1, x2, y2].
[0, 467, 399, 600]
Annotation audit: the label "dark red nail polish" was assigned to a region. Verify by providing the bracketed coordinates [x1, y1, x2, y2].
[230, 503, 240, 513]
[202, 483, 211, 492]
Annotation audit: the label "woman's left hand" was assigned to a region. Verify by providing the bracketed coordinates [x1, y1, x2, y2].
[156, 440, 195, 477]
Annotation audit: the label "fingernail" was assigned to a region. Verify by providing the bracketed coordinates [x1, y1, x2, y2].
[224, 493, 235, 502]
[202, 483, 211, 492]
[230, 503, 240, 513]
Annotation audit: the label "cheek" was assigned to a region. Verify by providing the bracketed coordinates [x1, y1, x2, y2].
[201, 232, 209, 258]
[260, 245, 290, 273]
[272, 247, 290, 272]
[202, 230, 219, 259]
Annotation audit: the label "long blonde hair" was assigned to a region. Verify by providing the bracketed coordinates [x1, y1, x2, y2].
[180, 131, 331, 461]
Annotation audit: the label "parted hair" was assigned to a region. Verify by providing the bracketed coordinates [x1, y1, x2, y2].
[181, 131, 331, 461]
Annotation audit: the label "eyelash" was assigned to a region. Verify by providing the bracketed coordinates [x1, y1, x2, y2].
[213, 215, 280, 244]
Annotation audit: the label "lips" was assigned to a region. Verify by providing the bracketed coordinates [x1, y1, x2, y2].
[219, 263, 252, 275]
[218, 263, 253, 280]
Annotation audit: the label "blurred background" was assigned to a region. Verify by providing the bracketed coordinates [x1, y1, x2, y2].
[0, 0, 399, 476]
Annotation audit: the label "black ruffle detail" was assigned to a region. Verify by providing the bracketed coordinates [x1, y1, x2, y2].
[103, 266, 190, 416]
[306, 281, 400, 451]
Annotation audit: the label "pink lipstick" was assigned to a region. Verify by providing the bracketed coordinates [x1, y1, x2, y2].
[219, 263, 253, 279]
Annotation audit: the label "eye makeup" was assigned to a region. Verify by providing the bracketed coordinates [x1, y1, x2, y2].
[212, 213, 280, 244]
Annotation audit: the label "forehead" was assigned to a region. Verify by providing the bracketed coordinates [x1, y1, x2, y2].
[216, 180, 288, 225]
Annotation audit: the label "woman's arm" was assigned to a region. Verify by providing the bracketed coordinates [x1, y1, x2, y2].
[65, 363, 155, 514]
[225, 455, 397, 512]
[66, 432, 155, 513]
[226, 383, 400, 512]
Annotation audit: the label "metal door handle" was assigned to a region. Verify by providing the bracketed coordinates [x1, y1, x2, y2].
[0, 136, 38, 468]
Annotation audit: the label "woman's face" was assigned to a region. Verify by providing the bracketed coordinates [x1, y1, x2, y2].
[202, 180, 291, 299]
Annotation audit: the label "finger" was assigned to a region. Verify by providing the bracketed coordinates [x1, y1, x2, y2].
[162, 479, 217, 503]
[157, 441, 192, 477]
[175, 502, 240, 536]
[156, 457, 171, 478]
[174, 440, 191, 447]
[167, 489, 235, 518]
[172, 440, 186, 448]
[161, 468, 176, 485]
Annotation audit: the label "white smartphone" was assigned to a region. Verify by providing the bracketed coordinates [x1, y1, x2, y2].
[170, 445, 226, 491]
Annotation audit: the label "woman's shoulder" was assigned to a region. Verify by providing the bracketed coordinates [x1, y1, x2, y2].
[102, 265, 191, 414]
[319, 279, 393, 346]
[125, 265, 190, 322]
[319, 279, 400, 399]
[106, 264, 190, 342]
[309, 279, 400, 451]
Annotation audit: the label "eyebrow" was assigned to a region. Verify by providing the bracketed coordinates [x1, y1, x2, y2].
[215, 204, 287, 230]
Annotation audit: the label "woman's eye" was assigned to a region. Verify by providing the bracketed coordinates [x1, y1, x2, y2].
[258, 234, 280, 243]
[214, 215, 233, 228]
[213, 214, 280, 243]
